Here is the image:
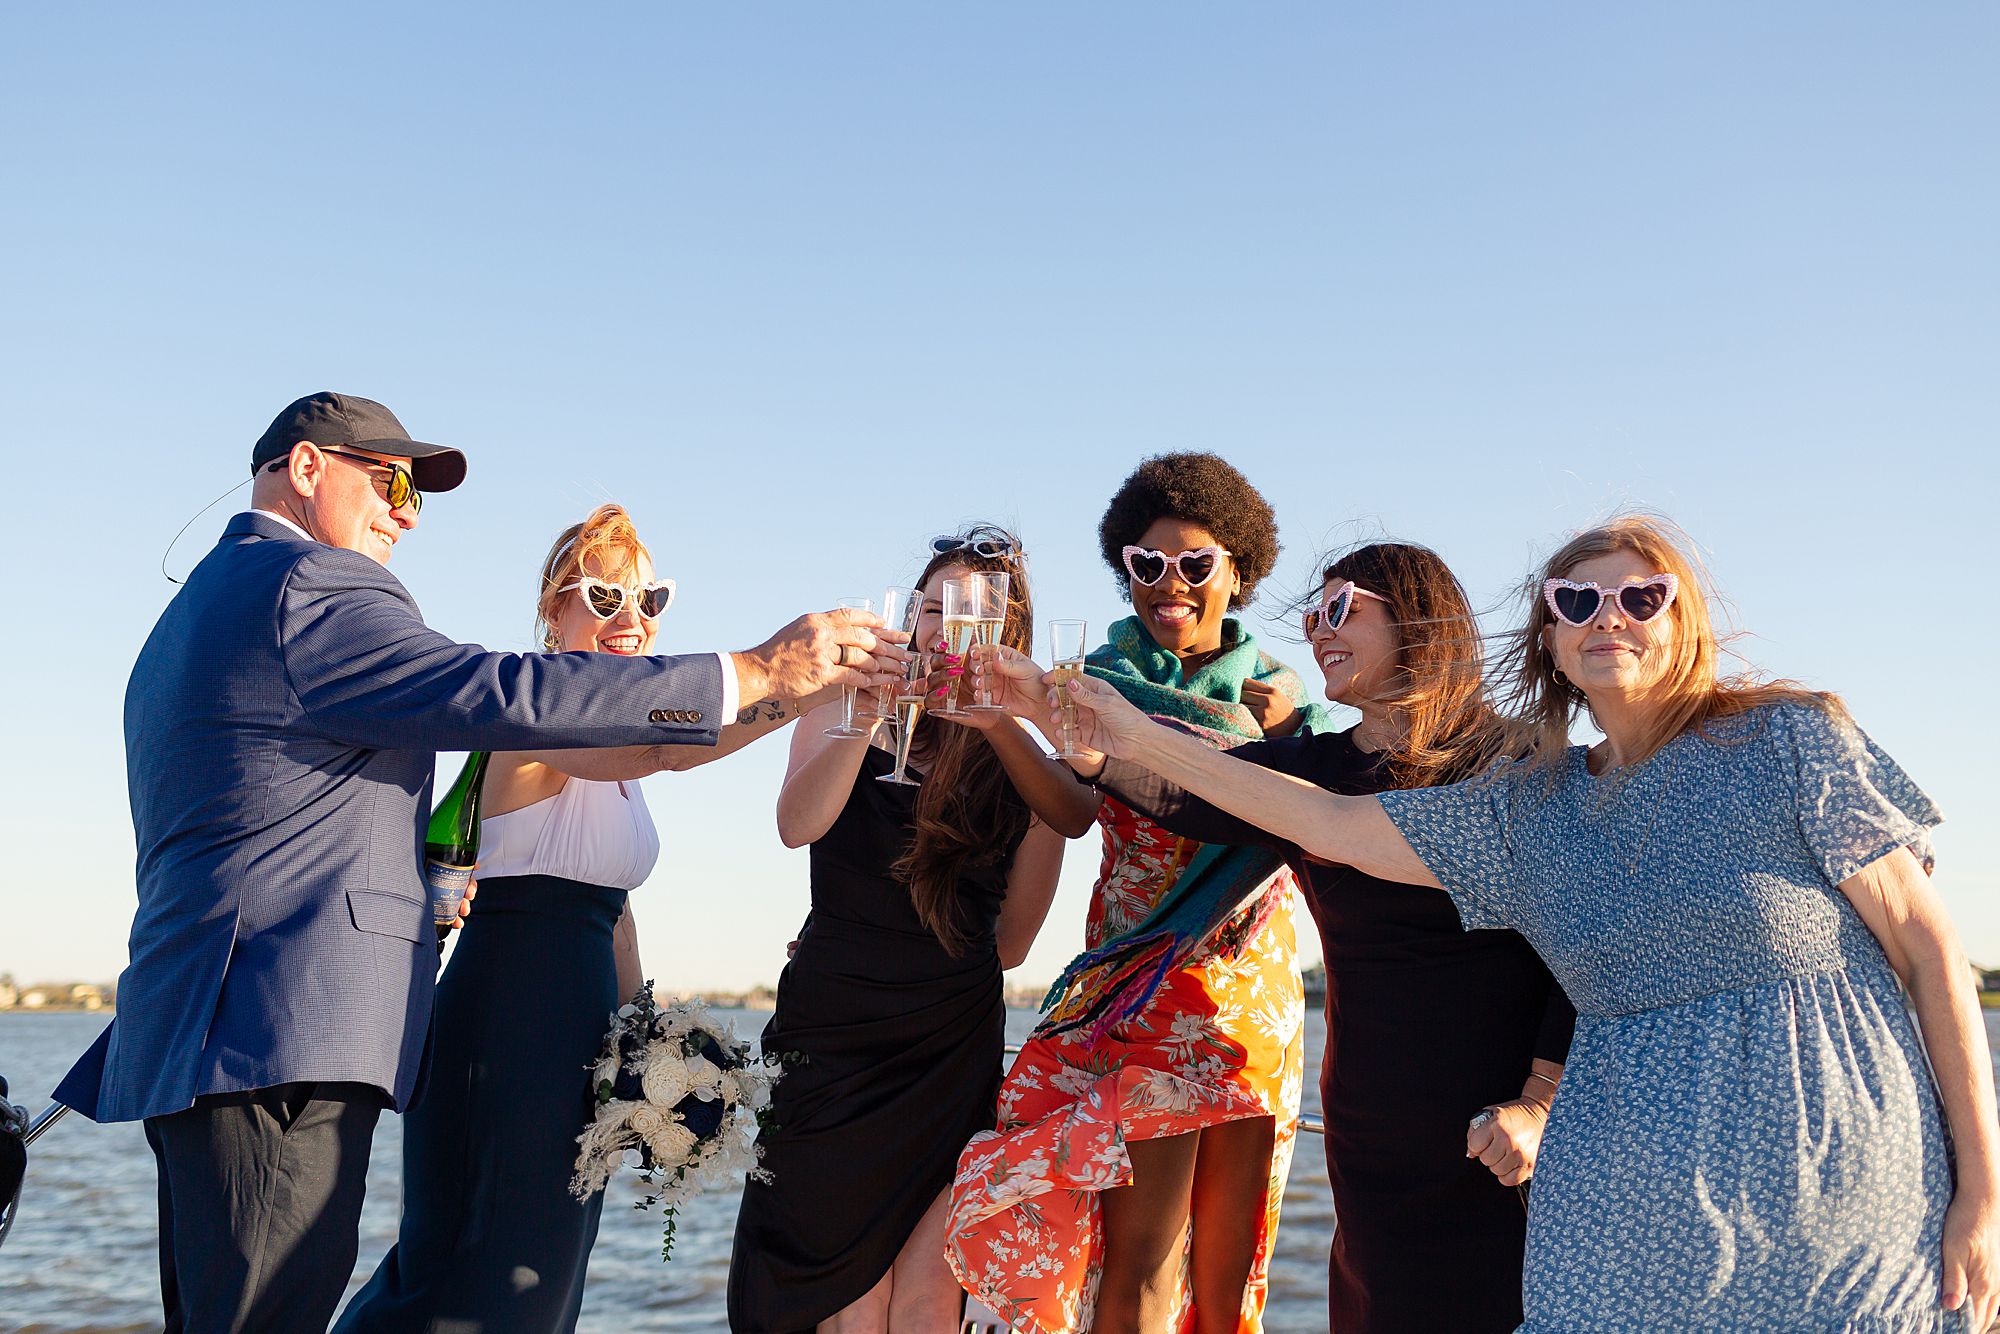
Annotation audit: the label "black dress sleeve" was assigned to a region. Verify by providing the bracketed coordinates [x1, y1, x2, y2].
[1533, 981, 1577, 1066]
[1096, 734, 1327, 852]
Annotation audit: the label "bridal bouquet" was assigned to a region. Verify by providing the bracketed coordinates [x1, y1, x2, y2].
[570, 982, 782, 1260]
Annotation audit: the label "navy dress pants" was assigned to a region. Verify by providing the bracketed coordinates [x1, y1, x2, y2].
[145, 1081, 384, 1334]
[336, 875, 623, 1334]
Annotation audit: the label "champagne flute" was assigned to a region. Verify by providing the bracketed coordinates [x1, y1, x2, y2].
[878, 690, 926, 786]
[965, 571, 1011, 712]
[875, 585, 926, 785]
[824, 597, 875, 738]
[1047, 619, 1089, 758]
[935, 576, 977, 719]
[878, 652, 926, 787]
[875, 586, 920, 721]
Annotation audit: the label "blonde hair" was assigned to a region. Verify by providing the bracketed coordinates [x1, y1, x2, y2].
[535, 504, 654, 652]
[1495, 513, 1840, 771]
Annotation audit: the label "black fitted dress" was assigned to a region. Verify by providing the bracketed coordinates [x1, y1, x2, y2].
[1101, 729, 1574, 1334]
[727, 745, 1021, 1333]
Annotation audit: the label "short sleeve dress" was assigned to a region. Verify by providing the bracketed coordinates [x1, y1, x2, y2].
[1376, 703, 1962, 1332]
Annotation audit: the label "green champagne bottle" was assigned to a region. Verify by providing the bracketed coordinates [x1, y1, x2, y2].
[424, 752, 490, 935]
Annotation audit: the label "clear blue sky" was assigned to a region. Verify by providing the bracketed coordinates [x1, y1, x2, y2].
[3, 3, 1994, 993]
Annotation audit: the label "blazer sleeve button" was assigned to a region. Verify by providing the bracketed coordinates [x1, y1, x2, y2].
[650, 709, 668, 722]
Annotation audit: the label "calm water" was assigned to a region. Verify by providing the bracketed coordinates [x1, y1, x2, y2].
[0, 1008, 1339, 1333]
[10, 1009, 1999, 1333]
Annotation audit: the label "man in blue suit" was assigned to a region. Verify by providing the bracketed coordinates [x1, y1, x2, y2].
[54, 391, 903, 1334]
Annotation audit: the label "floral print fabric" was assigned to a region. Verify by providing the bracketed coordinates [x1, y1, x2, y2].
[1377, 703, 1965, 1332]
[946, 795, 1306, 1333]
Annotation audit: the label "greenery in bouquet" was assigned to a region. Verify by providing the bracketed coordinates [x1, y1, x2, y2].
[569, 981, 785, 1261]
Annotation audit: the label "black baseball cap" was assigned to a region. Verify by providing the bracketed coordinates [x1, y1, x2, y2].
[250, 391, 467, 492]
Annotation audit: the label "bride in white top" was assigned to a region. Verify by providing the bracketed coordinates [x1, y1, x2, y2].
[338, 503, 834, 1334]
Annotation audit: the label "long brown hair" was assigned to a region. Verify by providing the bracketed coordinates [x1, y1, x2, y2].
[1495, 513, 1841, 771]
[892, 526, 1036, 955]
[1319, 542, 1510, 789]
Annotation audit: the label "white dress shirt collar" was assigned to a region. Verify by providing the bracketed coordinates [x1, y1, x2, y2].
[241, 507, 316, 544]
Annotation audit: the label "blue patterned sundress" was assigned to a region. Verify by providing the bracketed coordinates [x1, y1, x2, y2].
[1377, 702, 1964, 1332]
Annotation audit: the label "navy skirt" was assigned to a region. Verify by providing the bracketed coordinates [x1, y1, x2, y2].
[336, 875, 626, 1334]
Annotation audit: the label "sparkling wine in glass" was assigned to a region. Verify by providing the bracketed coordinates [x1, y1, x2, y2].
[825, 597, 874, 738]
[875, 585, 920, 721]
[935, 576, 977, 718]
[878, 691, 924, 786]
[1047, 619, 1089, 758]
[966, 571, 1011, 712]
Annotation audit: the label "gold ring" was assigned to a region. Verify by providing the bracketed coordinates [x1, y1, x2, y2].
[837, 645, 855, 668]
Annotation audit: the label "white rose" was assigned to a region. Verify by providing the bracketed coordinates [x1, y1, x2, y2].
[627, 1104, 671, 1143]
[640, 1048, 692, 1109]
[644, 1117, 700, 1167]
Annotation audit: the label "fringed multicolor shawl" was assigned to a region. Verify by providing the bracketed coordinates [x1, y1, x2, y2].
[1036, 615, 1333, 1042]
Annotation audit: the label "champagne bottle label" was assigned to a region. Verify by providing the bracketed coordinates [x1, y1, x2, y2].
[424, 752, 490, 926]
[424, 859, 473, 923]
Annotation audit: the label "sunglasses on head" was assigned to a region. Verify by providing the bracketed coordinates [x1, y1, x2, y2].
[265, 447, 423, 514]
[1302, 580, 1389, 637]
[931, 534, 1018, 560]
[1122, 545, 1231, 589]
[1542, 572, 1679, 627]
[558, 576, 677, 621]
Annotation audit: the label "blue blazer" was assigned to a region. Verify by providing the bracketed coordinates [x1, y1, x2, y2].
[57, 512, 728, 1123]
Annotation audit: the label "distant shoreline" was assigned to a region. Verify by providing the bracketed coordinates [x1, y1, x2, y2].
[0, 1003, 112, 1015]
[11, 986, 1998, 1016]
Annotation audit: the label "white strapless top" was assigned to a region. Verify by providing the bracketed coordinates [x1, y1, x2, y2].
[478, 776, 660, 890]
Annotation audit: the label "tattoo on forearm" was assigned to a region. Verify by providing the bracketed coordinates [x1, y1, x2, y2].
[737, 698, 789, 725]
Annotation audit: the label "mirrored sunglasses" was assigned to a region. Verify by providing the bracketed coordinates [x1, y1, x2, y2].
[279, 447, 424, 515]
[1542, 572, 1679, 627]
[322, 449, 421, 514]
[558, 576, 677, 621]
[1302, 580, 1389, 637]
[931, 534, 1018, 560]
[1122, 544, 1230, 588]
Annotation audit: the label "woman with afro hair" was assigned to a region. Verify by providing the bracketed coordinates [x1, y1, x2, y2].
[947, 453, 1324, 1333]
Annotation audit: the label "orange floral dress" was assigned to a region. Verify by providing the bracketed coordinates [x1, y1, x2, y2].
[945, 793, 1307, 1332]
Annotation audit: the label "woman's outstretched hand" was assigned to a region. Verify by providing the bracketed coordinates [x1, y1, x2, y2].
[918, 639, 975, 724]
[923, 640, 1015, 728]
[936, 644, 1064, 736]
[1044, 669, 1151, 760]
[955, 644, 1057, 726]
